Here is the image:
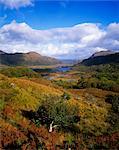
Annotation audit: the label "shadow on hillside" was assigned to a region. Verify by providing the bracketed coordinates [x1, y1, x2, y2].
[21, 108, 51, 126]
[22, 110, 38, 120]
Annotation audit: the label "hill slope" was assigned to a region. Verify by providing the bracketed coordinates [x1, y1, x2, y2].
[0, 51, 61, 66]
[80, 51, 119, 66]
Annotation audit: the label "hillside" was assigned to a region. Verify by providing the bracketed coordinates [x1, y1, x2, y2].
[0, 63, 119, 149]
[0, 51, 61, 66]
[0, 51, 119, 149]
[91, 50, 115, 58]
[80, 51, 119, 66]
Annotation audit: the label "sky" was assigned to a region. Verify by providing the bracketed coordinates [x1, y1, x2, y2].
[0, 0, 119, 59]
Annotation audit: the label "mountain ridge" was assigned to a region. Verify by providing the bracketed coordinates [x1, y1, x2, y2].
[80, 51, 119, 66]
[91, 50, 116, 58]
[0, 50, 61, 66]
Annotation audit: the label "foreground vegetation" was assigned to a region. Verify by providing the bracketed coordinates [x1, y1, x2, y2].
[0, 65, 119, 149]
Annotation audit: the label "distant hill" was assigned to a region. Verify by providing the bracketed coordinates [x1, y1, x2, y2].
[0, 50, 6, 54]
[59, 59, 79, 65]
[0, 51, 61, 66]
[91, 50, 115, 58]
[80, 51, 119, 66]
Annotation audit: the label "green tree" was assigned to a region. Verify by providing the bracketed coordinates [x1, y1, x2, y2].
[37, 96, 80, 132]
[61, 92, 71, 100]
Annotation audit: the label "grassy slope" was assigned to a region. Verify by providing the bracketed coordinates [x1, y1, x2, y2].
[0, 64, 119, 149]
[0, 73, 64, 149]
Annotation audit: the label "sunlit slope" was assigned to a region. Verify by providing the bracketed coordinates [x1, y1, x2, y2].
[0, 72, 119, 149]
[0, 74, 64, 148]
[0, 74, 62, 111]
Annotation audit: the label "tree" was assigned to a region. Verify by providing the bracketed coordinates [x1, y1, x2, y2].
[61, 92, 71, 100]
[37, 96, 80, 132]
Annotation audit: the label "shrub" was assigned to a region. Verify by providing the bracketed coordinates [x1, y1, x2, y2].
[105, 95, 119, 113]
[0, 67, 39, 78]
[25, 95, 80, 132]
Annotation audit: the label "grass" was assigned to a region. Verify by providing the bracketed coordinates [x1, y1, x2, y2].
[0, 63, 119, 149]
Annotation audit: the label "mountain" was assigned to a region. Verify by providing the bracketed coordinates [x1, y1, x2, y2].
[0, 50, 6, 54]
[80, 51, 119, 66]
[0, 51, 61, 66]
[91, 50, 115, 58]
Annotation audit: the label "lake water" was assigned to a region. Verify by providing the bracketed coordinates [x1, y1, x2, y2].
[55, 66, 71, 72]
[32, 66, 71, 73]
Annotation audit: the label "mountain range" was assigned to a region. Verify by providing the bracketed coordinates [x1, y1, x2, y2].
[0, 51, 61, 66]
[0, 50, 119, 67]
[80, 51, 119, 66]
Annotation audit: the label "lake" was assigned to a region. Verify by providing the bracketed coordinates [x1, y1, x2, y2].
[32, 66, 71, 74]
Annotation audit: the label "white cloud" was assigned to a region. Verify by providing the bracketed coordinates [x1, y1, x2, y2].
[0, 21, 119, 59]
[0, 0, 33, 9]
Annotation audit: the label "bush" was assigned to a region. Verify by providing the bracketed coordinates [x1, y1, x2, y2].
[76, 78, 119, 92]
[105, 95, 119, 113]
[0, 67, 39, 78]
[25, 95, 80, 132]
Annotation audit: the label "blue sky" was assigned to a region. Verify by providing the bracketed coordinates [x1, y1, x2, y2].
[0, 1, 119, 29]
[0, 0, 119, 59]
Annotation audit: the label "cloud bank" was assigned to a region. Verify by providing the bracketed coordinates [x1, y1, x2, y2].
[0, 0, 33, 9]
[0, 21, 119, 59]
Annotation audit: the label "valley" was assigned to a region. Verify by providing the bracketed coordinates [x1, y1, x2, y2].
[0, 1, 118, 149]
[0, 51, 119, 149]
